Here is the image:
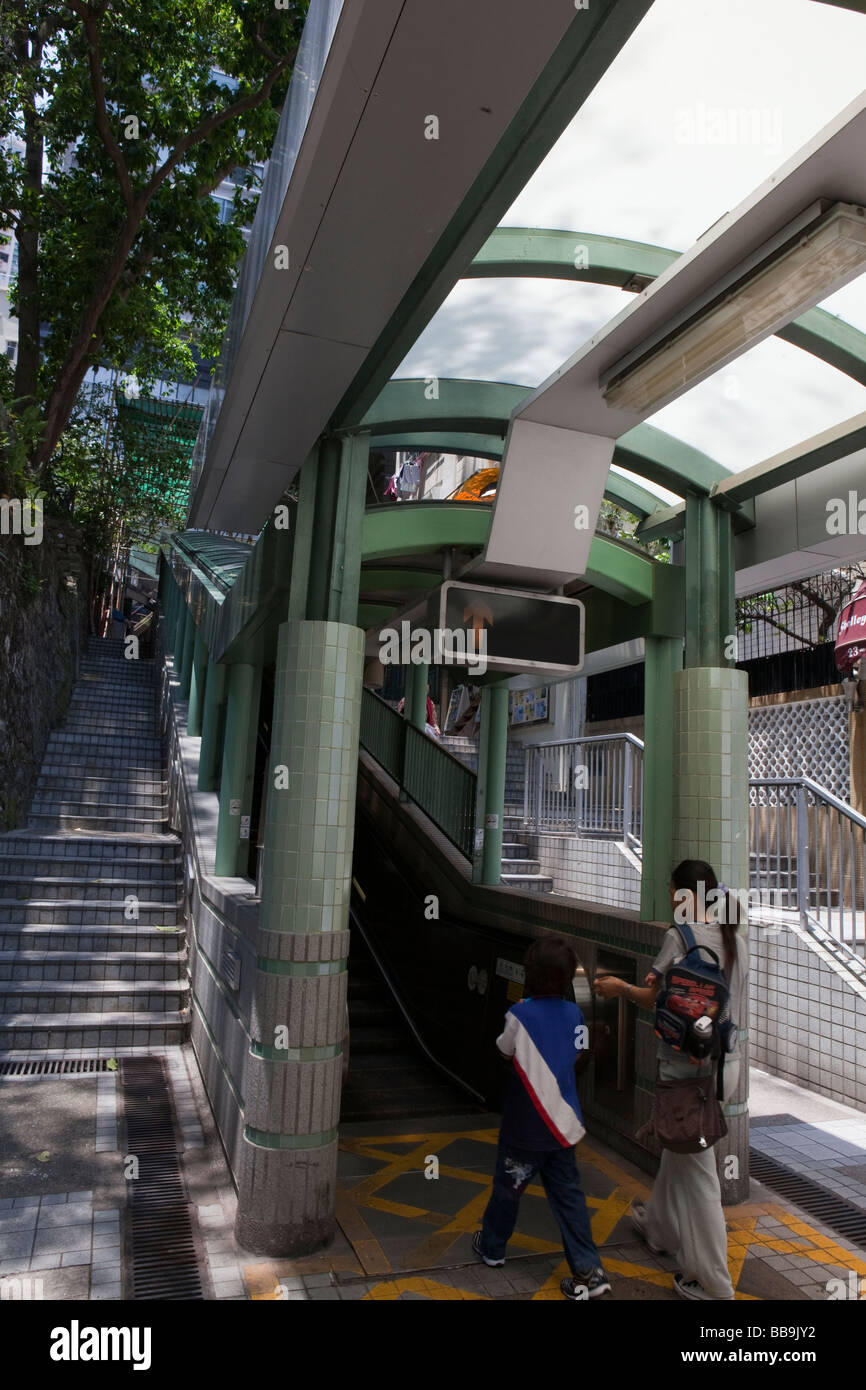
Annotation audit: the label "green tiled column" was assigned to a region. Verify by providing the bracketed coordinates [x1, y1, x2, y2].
[671, 665, 750, 1203]
[234, 619, 364, 1256]
[163, 572, 177, 651]
[198, 657, 227, 792]
[478, 681, 509, 886]
[404, 661, 428, 731]
[187, 628, 208, 737]
[640, 636, 683, 921]
[172, 599, 188, 676]
[178, 605, 196, 700]
[214, 663, 262, 877]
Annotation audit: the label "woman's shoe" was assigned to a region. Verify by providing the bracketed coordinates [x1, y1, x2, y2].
[674, 1273, 720, 1301]
[629, 1201, 668, 1256]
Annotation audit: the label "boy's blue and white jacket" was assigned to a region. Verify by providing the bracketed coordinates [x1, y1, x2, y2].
[497, 997, 586, 1148]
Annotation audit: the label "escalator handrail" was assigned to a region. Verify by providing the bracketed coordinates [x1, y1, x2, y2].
[348, 904, 486, 1106]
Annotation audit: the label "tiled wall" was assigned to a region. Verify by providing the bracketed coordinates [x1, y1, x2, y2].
[750, 921, 866, 1110]
[534, 835, 641, 911]
[672, 667, 750, 893]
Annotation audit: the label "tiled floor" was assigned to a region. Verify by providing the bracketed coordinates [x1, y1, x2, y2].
[238, 1114, 866, 1302]
[750, 1066, 866, 1213]
[2, 1053, 865, 1303]
[0, 1192, 122, 1298]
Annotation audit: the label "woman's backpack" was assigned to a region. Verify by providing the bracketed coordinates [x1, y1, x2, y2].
[654, 924, 736, 1062]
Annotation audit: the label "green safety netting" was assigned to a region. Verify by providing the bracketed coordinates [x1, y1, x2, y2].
[114, 392, 204, 515]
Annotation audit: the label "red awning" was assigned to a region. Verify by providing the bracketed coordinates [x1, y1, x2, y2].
[835, 580, 866, 675]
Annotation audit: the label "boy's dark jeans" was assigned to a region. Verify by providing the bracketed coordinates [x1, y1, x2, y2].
[480, 1138, 602, 1275]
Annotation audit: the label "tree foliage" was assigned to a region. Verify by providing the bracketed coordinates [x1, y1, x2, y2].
[0, 0, 308, 493]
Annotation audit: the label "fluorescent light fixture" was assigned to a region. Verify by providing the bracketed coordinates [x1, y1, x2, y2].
[603, 202, 866, 414]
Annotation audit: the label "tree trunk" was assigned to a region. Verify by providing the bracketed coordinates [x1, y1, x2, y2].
[13, 33, 44, 414]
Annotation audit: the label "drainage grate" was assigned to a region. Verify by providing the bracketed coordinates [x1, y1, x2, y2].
[121, 1056, 204, 1300]
[749, 1147, 866, 1250]
[0, 1057, 112, 1077]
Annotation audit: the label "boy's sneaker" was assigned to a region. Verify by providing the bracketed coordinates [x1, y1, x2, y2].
[472, 1231, 504, 1267]
[674, 1273, 715, 1301]
[629, 1201, 668, 1256]
[561, 1267, 612, 1300]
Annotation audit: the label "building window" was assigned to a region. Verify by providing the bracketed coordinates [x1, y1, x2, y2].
[211, 195, 233, 225]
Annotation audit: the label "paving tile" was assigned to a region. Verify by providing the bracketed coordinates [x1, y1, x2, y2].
[92, 1232, 121, 1250]
[36, 1204, 93, 1229]
[60, 1251, 92, 1268]
[28, 1252, 62, 1271]
[91, 1247, 122, 1267]
[32, 1226, 91, 1256]
[0, 1212, 39, 1234]
[0, 1234, 35, 1261]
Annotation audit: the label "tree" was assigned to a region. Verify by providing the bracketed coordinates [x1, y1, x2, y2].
[0, 0, 308, 489]
[737, 568, 866, 651]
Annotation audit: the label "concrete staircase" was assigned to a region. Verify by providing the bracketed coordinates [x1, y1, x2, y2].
[0, 637, 188, 1053]
[500, 808, 553, 894]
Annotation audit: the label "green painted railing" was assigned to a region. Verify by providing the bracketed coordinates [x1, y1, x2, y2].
[359, 688, 476, 858]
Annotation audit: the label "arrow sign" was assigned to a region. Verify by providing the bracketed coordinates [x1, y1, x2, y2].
[436, 581, 584, 675]
[463, 597, 495, 647]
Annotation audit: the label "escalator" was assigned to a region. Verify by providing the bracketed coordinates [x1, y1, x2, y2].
[340, 909, 483, 1122]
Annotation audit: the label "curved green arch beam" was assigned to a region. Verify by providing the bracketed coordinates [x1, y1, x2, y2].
[467, 227, 866, 388]
[361, 502, 654, 605]
[360, 378, 731, 499]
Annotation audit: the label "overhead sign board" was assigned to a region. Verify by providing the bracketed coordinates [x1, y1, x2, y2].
[434, 581, 584, 675]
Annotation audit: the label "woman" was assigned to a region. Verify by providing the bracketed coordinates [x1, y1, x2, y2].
[593, 859, 748, 1301]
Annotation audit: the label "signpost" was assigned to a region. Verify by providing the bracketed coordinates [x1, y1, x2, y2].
[433, 581, 584, 675]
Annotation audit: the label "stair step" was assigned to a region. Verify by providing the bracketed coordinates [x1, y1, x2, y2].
[0, 877, 180, 902]
[0, 950, 187, 982]
[0, 1012, 188, 1049]
[0, 899, 181, 924]
[45, 740, 162, 758]
[37, 762, 164, 780]
[501, 873, 554, 894]
[0, 859, 178, 883]
[0, 925, 185, 953]
[499, 857, 541, 873]
[0, 979, 188, 1012]
[27, 814, 168, 834]
[30, 796, 167, 813]
[0, 832, 180, 857]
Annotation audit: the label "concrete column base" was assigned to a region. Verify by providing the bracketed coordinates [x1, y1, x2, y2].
[234, 1138, 339, 1257]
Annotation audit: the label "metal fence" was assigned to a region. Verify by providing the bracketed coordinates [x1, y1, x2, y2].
[523, 735, 643, 850]
[359, 688, 476, 858]
[749, 777, 866, 960]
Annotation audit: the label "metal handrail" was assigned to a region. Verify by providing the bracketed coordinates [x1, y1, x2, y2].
[359, 688, 477, 858]
[527, 732, 646, 752]
[523, 733, 643, 848]
[751, 775, 866, 832]
[749, 775, 866, 960]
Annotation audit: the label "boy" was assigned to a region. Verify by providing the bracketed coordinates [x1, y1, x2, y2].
[473, 935, 611, 1299]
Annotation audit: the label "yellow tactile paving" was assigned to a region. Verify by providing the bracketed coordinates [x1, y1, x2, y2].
[240, 1125, 866, 1301]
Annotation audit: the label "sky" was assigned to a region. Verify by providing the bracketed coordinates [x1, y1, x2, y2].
[398, 0, 866, 496]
